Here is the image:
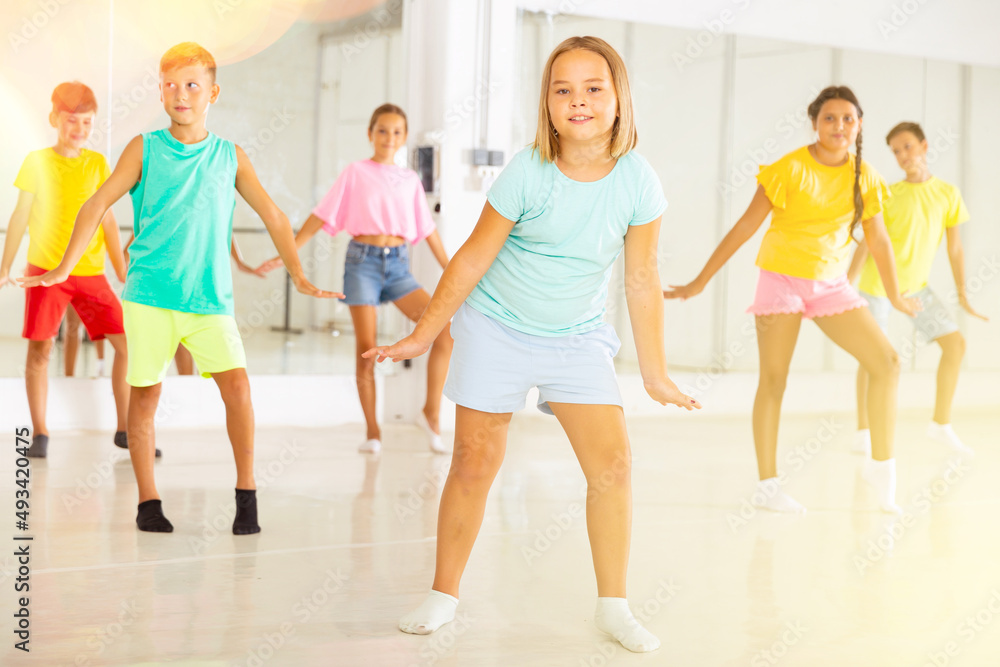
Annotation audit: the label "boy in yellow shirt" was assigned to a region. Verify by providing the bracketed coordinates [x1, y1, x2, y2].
[0, 82, 129, 458]
[850, 122, 987, 455]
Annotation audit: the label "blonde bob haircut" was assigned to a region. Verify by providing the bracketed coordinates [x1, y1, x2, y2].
[532, 36, 637, 163]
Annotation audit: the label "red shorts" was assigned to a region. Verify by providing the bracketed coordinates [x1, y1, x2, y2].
[22, 264, 125, 341]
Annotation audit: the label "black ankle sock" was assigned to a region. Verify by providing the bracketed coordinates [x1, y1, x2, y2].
[233, 489, 261, 535]
[136, 499, 173, 533]
[27, 434, 48, 458]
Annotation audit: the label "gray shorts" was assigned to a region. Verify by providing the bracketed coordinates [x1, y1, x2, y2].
[444, 303, 622, 415]
[861, 287, 959, 341]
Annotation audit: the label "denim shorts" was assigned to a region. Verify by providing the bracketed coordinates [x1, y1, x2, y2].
[342, 240, 422, 306]
[861, 287, 958, 341]
[444, 303, 623, 415]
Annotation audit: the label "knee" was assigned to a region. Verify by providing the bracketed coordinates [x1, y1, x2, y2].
[26, 340, 53, 369]
[131, 385, 162, 410]
[223, 375, 252, 406]
[355, 351, 376, 377]
[588, 451, 632, 494]
[757, 370, 788, 398]
[450, 444, 502, 485]
[866, 347, 900, 380]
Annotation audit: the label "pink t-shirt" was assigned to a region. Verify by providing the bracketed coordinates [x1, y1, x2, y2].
[311, 159, 435, 244]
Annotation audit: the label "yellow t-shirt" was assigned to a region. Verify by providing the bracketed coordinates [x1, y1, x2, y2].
[755, 145, 890, 280]
[858, 177, 969, 297]
[13, 148, 110, 276]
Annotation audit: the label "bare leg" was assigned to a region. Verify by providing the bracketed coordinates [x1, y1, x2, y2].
[349, 305, 380, 442]
[174, 344, 194, 375]
[104, 333, 129, 433]
[212, 368, 255, 490]
[128, 383, 163, 503]
[64, 309, 81, 377]
[26, 339, 54, 437]
[547, 403, 630, 598]
[932, 331, 965, 425]
[813, 308, 899, 461]
[393, 288, 453, 434]
[432, 407, 511, 596]
[752, 313, 802, 480]
[856, 365, 870, 430]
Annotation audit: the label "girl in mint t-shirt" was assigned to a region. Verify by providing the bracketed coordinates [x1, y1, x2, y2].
[366, 36, 699, 653]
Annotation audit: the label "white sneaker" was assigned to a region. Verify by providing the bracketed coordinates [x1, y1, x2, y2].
[358, 438, 382, 455]
[927, 422, 974, 455]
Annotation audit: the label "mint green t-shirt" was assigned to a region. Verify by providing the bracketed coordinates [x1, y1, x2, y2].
[125, 130, 237, 315]
[467, 147, 667, 336]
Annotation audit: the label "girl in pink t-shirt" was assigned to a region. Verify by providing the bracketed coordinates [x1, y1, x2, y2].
[261, 104, 452, 454]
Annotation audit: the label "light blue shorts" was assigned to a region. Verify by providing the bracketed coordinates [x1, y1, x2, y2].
[444, 303, 623, 415]
[861, 286, 959, 341]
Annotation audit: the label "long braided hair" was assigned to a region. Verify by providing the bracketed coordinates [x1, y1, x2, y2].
[807, 86, 864, 238]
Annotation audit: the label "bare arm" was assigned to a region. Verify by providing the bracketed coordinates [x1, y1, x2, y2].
[230, 237, 265, 277]
[18, 135, 143, 288]
[946, 225, 988, 321]
[862, 213, 919, 316]
[663, 185, 772, 299]
[847, 239, 869, 285]
[365, 201, 515, 362]
[101, 207, 127, 283]
[233, 145, 340, 298]
[255, 213, 325, 273]
[422, 229, 450, 270]
[0, 190, 34, 288]
[624, 218, 701, 410]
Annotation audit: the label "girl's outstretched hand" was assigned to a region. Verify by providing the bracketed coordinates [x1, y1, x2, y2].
[292, 275, 343, 299]
[644, 378, 702, 411]
[662, 281, 703, 300]
[890, 293, 923, 317]
[363, 334, 431, 363]
[256, 256, 284, 274]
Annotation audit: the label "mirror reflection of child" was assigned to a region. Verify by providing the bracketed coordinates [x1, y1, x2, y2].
[259, 104, 453, 456]
[20, 43, 338, 534]
[1, 81, 129, 459]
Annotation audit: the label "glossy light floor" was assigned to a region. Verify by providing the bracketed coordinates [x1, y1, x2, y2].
[1, 409, 998, 666]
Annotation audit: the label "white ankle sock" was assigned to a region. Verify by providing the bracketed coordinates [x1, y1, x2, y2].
[358, 438, 381, 454]
[751, 477, 806, 513]
[863, 458, 901, 514]
[94, 358, 105, 378]
[594, 597, 660, 653]
[399, 590, 458, 635]
[853, 429, 871, 456]
[927, 422, 974, 455]
[417, 412, 449, 454]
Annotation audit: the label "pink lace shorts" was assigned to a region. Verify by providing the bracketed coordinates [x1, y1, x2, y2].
[747, 269, 867, 319]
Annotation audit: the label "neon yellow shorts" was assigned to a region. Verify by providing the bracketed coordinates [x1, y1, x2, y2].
[123, 301, 247, 386]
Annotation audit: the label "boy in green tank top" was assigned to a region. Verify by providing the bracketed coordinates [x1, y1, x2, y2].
[21, 43, 340, 534]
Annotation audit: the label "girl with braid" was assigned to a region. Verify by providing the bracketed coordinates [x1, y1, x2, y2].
[665, 86, 919, 513]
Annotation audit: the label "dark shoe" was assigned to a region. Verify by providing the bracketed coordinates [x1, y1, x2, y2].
[26, 434, 48, 458]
